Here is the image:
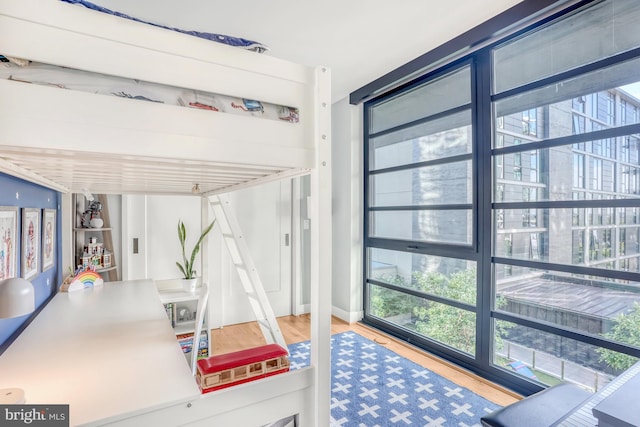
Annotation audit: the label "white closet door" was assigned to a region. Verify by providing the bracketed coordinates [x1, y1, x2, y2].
[221, 180, 292, 325]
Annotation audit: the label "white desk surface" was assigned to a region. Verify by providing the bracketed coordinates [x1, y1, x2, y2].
[0, 280, 200, 426]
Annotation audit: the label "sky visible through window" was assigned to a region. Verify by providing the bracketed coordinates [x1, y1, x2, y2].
[621, 82, 640, 100]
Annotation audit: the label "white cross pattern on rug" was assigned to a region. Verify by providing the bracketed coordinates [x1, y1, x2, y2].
[288, 331, 501, 426]
[359, 386, 379, 399]
[335, 369, 353, 380]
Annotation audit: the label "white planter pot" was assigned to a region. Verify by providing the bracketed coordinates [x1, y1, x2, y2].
[181, 278, 197, 292]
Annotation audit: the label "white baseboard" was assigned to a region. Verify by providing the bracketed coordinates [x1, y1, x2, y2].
[331, 305, 363, 324]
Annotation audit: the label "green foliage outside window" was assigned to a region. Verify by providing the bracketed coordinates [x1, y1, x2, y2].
[371, 268, 511, 355]
[598, 302, 640, 371]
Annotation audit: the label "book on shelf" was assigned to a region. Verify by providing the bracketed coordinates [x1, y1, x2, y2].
[163, 302, 176, 328]
[176, 330, 208, 358]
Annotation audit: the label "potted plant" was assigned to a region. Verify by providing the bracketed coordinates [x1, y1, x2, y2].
[176, 219, 216, 291]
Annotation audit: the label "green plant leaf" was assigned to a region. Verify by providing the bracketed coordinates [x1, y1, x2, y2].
[177, 219, 216, 279]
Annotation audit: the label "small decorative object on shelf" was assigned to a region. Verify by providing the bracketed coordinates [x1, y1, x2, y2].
[60, 266, 104, 292]
[80, 237, 111, 270]
[81, 200, 103, 229]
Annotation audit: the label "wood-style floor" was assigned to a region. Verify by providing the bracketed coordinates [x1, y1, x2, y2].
[210, 314, 521, 406]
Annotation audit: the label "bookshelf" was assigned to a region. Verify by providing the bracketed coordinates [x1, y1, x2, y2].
[156, 281, 210, 363]
[72, 193, 118, 281]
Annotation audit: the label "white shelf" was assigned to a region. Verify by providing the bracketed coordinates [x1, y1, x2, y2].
[157, 281, 209, 364]
[157, 288, 200, 304]
[174, 322, 196, 336]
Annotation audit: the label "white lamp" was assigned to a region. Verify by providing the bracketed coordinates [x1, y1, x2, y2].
[0, 277, 35, 404]
[0, 277, 35, 318]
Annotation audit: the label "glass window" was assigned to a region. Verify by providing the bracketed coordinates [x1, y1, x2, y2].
[489, 0, 640, 391]
[369, 284, 476, 356]
[369, 67, 471, 134]
[494, 56, 640, 145]
[368, 248, 477, 304]
[493, 320, 634, 390]
[370, 210, 472, 245]
[370, 160, 472, 207]
[370, 111, 472, 171]
[365, 0, 640, 394]
[493, 0, 640, 94]
[574, 154, 585, 188]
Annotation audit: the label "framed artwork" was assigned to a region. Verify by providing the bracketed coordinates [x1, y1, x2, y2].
[22, 208, 40, 280]
[0, 206, 18, 280]
[42, 209, 56, 272]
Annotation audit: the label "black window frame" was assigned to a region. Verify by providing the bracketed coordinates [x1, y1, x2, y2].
[357, 0, 640, 396]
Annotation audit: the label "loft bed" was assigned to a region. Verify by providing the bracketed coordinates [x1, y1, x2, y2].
[0, 0, 332, 426]
[0, 0, 325, 196]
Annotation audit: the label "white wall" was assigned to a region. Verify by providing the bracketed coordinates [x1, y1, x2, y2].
[330, 98, 363, 323]
[122, 195, 147, 280]
[123, 195, 204, 281]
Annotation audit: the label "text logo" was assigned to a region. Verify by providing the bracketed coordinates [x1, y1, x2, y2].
[1, 405, 69, 426]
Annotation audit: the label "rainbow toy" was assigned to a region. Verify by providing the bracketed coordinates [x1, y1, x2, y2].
[61, 268, 104, 292]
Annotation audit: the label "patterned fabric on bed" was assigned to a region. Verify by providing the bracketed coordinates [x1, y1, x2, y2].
[59, 0, 269, 53]
[0, 59, 299, 123]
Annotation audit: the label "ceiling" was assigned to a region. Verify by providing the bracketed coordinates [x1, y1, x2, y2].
[90, 0, 523, 103]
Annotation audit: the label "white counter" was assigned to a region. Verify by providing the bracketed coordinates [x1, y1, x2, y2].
[0, 280, 200, 426]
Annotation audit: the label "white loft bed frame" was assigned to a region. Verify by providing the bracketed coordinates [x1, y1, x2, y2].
[0, 1, 332, 426]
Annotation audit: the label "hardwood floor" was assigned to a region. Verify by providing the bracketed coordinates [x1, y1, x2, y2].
[210, 314, 520, 406]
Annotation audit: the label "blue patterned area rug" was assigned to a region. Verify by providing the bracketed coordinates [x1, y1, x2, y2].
[287, 331, 501, 427]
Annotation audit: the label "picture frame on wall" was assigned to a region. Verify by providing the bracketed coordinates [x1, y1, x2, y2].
[22, 208, 40, 280]
[0, 206, 18, 280]
[42, 209, 56, 272]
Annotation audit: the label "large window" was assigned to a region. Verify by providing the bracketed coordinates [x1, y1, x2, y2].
[363, 0, 640, 395]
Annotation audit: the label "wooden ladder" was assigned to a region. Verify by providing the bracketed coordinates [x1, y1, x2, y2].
[208, 194, 287, 349]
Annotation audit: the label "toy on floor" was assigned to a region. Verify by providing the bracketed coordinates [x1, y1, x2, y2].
[196, 344, 289, 393]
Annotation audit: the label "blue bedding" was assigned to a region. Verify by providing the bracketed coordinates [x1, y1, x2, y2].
[60, 0, 268, 52]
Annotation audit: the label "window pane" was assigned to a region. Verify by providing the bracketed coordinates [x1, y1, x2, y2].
[369, 248, 477, 304]
[496, 264, 640, 336]
[495, 57, 640, 146]
[494, 208, 640, 272]
[369, 66, 471, 134]
[494, 146, 640, 202]
[370, 210, 472, 245]
[493, 0, 640, 94]
[371, 160, 472, 207]
[369, 284, 476, 356]
[493, 321, 633, 391]
[370, 110, 471, 171]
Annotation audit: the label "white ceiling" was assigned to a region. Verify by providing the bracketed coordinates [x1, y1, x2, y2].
[90, 0, 523, 103]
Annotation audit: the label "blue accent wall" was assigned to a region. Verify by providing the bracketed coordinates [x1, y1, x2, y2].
[0, 172, 62, 348]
